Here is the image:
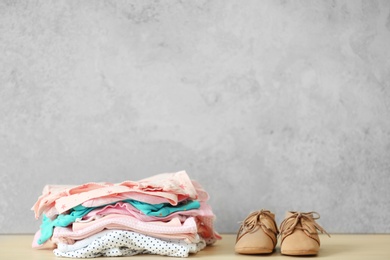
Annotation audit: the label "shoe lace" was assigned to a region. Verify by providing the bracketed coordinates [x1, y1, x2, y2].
[279, 211, 330, 237]
[236, 209, 279, 242]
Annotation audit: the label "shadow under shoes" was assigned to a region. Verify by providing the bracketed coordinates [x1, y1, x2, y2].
[235, 209, 279, 254]
[279, 211, 330, 256]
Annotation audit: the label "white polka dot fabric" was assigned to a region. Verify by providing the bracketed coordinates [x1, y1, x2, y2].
[53, 230, 206, 258]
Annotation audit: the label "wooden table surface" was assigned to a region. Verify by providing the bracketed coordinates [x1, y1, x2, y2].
[1, 234, 389, 259]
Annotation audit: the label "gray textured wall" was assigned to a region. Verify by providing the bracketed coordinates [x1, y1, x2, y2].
[1, 0, 390, 234]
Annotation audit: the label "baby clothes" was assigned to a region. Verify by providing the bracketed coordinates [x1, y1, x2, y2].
[38, 171, 198, 216]
[52, 214, 199, 243]
[38, 206, 95, 245]
[31, 170, 221, 258]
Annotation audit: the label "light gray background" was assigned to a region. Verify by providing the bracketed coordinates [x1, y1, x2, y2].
[1, 0, 390, 234]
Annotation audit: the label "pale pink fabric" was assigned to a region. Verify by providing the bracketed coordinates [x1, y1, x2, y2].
[32, 183, 112, 219]
[119, 171, 196, 196]
[51, 214, 199, 243]
[191, 180, 210, 201]
[80, 201, 219, 241]
[80, 193, 171, 209]
[80, 179, 210, 209]
[32, 171, 199, 218]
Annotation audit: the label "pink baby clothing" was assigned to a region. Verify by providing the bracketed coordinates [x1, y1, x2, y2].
[33, 171, 199, 218]
[52, 214, 199, 244]
[58, 171, 198, 214]
[80, 193, 170, 209]
[32, 183, 112, 219]
[119, 171, 197, 197]
[79, 179, 210, 210]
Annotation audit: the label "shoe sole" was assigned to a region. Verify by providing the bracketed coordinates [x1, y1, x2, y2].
[235, 247, 273, 255]
[281, 249, 318, 256]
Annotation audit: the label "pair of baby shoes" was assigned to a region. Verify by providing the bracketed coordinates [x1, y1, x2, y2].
[235, 209, 329, 256]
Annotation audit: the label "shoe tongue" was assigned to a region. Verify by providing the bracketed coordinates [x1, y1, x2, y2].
[262, 212, 275, 219]
[286, 211, 313, 218]
[285, 211, 297, 218]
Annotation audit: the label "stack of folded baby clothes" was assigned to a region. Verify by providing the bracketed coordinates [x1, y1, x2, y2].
[31, 170, 221, 258]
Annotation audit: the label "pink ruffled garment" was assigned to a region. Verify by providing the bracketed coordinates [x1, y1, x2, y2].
[79, 179, 209, 210]
[32, 183, 132, 219]
[32, 171, 198, 219]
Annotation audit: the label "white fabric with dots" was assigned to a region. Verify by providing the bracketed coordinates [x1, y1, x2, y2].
[53, 230, 206, 258]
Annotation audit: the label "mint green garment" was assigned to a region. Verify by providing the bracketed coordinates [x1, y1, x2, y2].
[125, 200, 200, 217]
[38, 205, 94, 245]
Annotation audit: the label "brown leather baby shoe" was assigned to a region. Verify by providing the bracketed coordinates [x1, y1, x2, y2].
[235, 209, 279, 254]
[279, 211, 330, 256]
